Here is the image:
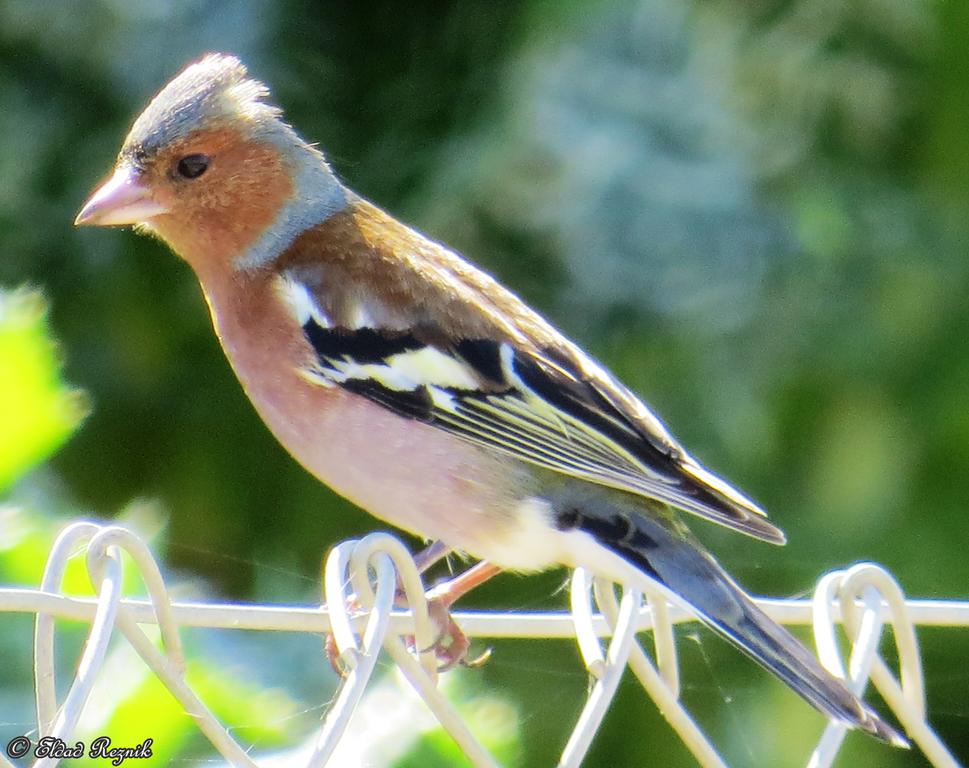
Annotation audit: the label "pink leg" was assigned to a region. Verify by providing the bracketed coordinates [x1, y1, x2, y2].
[426, 560, 502, 606]
[413, 540, 453, 573]
[423, 561, 503, 670]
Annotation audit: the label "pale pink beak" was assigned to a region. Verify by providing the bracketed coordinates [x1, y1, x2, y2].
[75, 166, 168, 227]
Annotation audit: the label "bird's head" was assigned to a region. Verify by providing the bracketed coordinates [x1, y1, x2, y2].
[76, 53, 345, 274]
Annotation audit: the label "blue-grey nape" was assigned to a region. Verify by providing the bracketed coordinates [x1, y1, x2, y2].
[235, 147, 347, 271]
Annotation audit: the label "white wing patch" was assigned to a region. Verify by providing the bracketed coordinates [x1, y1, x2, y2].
[428, 385, 459, 412]
[326, 358, 415, 389]
[384, 347, 480, 390]
[317, 345, 480, 394]
[279, 275, 330, 328]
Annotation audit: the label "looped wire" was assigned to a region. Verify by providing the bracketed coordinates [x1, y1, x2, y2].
[809, 563, 961, 768]
[1, 524, 963, 767]
[317, 532, 499, 768]
[32, 523, 258, 768]
[566, 571, 726, 768]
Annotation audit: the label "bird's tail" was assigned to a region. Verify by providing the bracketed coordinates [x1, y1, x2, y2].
[553, 491, 906, 746]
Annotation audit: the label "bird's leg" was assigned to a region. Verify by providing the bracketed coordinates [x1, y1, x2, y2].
[412, 539, 453, 573]
[391, 539, 453, 608]
[421, 560, 503, 670]
[425, 559, 503, 607]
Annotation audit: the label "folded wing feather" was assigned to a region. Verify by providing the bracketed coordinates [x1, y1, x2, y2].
[280, 268, 785, 544]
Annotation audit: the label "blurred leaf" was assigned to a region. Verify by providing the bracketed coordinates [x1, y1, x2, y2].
[0, 288, 87, 492]
[75, 627, 298, 766]
[0, 500, 167, 598]
[395, 676, 520, 768]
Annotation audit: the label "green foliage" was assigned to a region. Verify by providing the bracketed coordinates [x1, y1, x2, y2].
[0, 289, 87, 491]
[71, 637, 300, 766]
[396, 679, 521, 768]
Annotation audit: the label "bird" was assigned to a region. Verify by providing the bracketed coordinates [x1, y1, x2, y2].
[76, 53, 904, 746]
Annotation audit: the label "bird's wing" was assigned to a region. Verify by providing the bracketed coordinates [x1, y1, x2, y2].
[280, 267, 785, 544]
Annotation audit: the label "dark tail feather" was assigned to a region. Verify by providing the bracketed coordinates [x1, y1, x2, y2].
[557, 498, 906, 746]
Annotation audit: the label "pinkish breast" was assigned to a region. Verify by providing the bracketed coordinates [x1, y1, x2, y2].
[193, 265, 527, 553]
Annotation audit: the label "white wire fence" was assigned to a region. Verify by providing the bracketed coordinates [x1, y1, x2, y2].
[0, 521, 966, 767]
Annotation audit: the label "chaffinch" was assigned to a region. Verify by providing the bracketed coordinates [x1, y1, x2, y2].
[76, 54, 902, 745]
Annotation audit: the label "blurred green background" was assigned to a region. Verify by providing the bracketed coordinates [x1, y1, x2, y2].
[1, 0, 968, 765]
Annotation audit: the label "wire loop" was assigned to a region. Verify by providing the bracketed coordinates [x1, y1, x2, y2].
[0, 523, 964, 767]
[809, 563, 960, 768]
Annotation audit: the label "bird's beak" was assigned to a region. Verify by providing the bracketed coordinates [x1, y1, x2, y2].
[75, 166, 168, 227]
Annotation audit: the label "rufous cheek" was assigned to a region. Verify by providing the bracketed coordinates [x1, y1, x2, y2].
[147, 136, 294, 271]
[151, 184, 178, 211]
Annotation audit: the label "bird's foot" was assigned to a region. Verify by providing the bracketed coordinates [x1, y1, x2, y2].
[412, 560, 501, 670]
[325, 557, 501, 675]
[324, 589, 490, 673]
[418, 594, 492, 671]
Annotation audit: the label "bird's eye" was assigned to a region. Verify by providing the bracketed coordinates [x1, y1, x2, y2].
[176, 154, 210, 179]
